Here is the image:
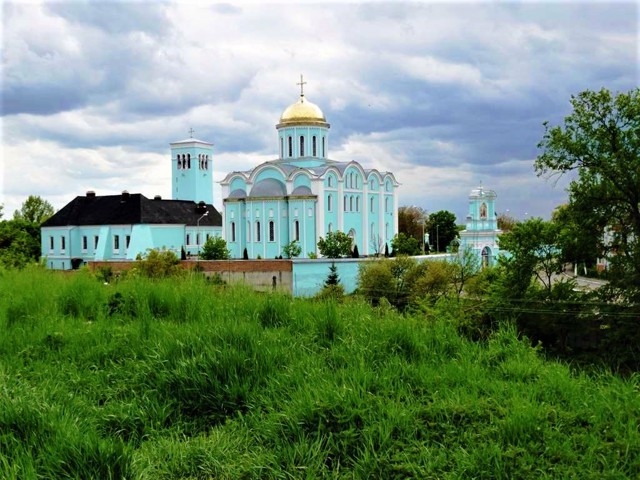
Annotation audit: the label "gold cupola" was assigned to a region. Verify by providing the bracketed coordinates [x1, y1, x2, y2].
[276, 75, 330, 129]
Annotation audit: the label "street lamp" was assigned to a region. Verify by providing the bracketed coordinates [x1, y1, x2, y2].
[197, 211, 209, 259]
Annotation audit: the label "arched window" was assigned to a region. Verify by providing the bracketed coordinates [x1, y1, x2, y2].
[312, 136, 317, 156]
[385, 223, 390, 240]
[322, 137, 326, 157]
[288, 136, 293, 157]
[350, 172, 354, 188]
[177, 156, 181, 169]
[344, 195, 348, 212]
[328, 223, 333, 233]
[269, 220, 275, 242]
[187, 153, 191, 169]
[300, 135, 304, 156]
[350, 196, 354, 212]
[247, 220, 251, 242]
[370, 196, 374, 213]
[356, 196, 360, 212]
[371, 222, 375, 237]
[231, 222, 236, 242]
[294, 220, 300, 241]
[327, 175, 332, 187]
[327, 194, 332, 212]
[280, 137, 284, 158]
[256, 221, 261, 242]
[385, 197, 390, 213]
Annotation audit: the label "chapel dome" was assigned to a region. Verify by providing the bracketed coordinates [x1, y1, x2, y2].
[278, 96, 328, 127]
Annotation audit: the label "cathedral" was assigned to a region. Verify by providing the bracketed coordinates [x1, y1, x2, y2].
[219, 79, 399, 259]
[41, 78, 399, 268]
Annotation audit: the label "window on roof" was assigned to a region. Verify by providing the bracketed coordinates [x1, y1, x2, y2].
[322, 136, 326, 157]
[313, 136, 317, 156]
[288, 136, 293, 157]
[280, 137, 284, 158]
[300, 135, 305, 156]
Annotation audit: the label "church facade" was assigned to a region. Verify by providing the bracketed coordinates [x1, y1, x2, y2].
[459, 184, 502, 266]
[220, 83, 399, 259]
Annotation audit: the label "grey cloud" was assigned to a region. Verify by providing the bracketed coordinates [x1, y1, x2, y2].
[45, 2, 170, 35]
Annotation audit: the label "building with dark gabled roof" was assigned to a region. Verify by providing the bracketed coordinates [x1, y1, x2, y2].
[42, 190, 222, 270]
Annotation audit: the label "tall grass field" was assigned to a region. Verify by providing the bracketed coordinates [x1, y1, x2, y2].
[1, 267, 638, 478]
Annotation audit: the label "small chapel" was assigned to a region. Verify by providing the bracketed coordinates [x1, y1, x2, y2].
[220, 77, 399, 259]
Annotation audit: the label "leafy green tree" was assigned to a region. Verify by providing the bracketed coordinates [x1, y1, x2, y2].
[13, 195, 54, 224]
[0, 219, 41, 268]
[391, 233, 421, 256]
[317, 231, 352, 258]
[200, 236, 230, 260]
[498, 217, 563, 297]
[551, 204, 599, 272]
[427, 210, 458, 252]
[535, 87, 640, 298]
[282, 240, 302, 258]
[0, 204, 3, 219]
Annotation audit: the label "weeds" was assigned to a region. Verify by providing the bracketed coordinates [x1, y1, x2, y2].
[0, 268, 638, 478]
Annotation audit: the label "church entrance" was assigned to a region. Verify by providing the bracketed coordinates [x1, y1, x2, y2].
[481, 246, 492, 268]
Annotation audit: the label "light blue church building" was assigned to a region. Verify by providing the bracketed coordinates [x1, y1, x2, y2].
[220, 82, 399, 258]
[459, 184, 502, 266]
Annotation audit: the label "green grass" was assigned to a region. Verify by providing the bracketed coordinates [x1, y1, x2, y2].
[1, 267, 639, 478]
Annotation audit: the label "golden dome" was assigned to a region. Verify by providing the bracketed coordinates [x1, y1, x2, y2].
[277, 96, 329, 127]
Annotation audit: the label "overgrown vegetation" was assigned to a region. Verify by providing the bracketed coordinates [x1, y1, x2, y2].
[1, 267, 638, 478]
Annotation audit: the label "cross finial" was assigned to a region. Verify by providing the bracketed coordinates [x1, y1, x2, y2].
[296, 74, 307, 98]
[188, 127, 195, 138]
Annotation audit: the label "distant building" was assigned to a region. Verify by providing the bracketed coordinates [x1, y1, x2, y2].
[220, 79, 399, 258]
[41, 192, 222, 270]
[459, 184, 502, 266]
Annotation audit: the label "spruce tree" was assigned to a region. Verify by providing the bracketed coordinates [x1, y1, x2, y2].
[324, 262, 340, 287]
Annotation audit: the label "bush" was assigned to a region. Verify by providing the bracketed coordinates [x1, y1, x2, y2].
[283, 240, 302, 258]
[317, 231, 352, 258]
[133, 249, 182, 278]
[200, 236, 230, 260]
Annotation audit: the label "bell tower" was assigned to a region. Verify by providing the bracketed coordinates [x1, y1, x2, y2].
[170, 131, 214, 204]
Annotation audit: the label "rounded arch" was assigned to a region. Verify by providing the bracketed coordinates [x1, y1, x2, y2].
[249, 163, 288, 184]
[366, 170, 383, 190]
[290, 170, 313, 189]
[481, 246, 493, 267]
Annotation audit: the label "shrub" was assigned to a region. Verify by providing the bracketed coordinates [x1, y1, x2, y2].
[283, 240, 302, 258]
[133, 249, 182, 278]
[317, 231, 352, 258]
[200, 236, 230, 260]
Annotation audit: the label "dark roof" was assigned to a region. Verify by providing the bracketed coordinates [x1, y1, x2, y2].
[42, 193, 222, 227]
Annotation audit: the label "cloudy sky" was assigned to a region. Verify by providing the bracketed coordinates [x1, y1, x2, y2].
[1, 0, 637, 223]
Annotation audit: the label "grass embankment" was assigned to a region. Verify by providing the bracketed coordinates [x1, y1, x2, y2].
[1, 267, 638, 478]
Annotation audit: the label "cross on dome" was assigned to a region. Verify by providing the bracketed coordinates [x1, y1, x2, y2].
[188, 127, 195, 138]
[297, 74, 307, 98]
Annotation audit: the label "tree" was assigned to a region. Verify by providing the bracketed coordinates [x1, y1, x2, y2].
[0, 219, 41, 268]
[451, 247, 480, 298]
[497, 212, 518, 232]
[325, 262, 340, 287]
[391, 233, 421, 256]
[535, 88, 640, 297]
[317, 231, 352, 258]
[13, 195, 54, 224]
[282, 240, 301, 258]
[200, 236, 230, 260]
[0, 204, 3, 219]
[398, 205, 427, 248]
[498, 218, 564, 297]
[551, 204, 599, 272]
[426, 210, 458, 253]
[317, 262, 345, 300]
[352, 244, 359, 258]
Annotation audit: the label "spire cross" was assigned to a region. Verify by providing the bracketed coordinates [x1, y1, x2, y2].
[188, 127, 195, 138]
[297, 74, 307, 98]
